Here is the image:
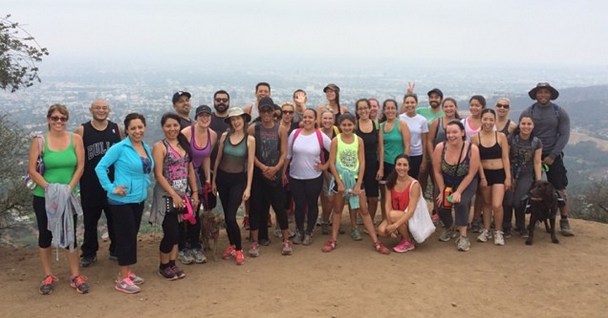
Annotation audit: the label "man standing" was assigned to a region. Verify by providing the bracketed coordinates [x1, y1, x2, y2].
[521, 82, 574, 236]
[211, 90, 230, 134]
[76, 98, 123, 267]
[244, 82, 271, 122]
[173, 90, 193, 129]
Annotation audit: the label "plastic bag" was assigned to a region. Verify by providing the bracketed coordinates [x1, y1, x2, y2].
[408, 185, 435, 243]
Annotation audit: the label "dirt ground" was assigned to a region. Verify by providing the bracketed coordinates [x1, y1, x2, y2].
[1, 217, 607, 318]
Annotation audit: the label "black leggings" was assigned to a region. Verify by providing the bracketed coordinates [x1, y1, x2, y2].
[250, 171, 289, 240]
[290, 174, 323, 235]
[160, 212, 180, 253]
[216, 170, 245, 250]
[177, 205, 201, 251]
[33, 196, 77, 249]
[110, 202, 144, 266]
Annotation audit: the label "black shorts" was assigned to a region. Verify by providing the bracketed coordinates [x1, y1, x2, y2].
[545, 154, 568, 190]
[363, 160, 379, 197]
[379, 162, 394, 184]
[483, 168, 506, 186]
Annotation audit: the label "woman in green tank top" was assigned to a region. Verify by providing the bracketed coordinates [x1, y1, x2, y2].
[28, 104, 87, 295]
[323, 113, 391, 255]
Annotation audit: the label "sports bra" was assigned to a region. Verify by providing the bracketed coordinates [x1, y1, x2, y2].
[477, 132, 502, 160]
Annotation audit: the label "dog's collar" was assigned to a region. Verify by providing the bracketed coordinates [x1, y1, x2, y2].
[529, 196, 543, 202]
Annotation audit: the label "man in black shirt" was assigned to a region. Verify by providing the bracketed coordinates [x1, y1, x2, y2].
[173, 91, 193, 129]
[76, 98, 123, 267]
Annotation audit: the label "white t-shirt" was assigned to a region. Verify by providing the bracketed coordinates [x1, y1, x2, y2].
[399, 113, 428, 156]
[287, 130, 332, 180]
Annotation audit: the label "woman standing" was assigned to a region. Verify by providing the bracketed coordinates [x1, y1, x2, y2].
[150, 113, 199, 280]
[503, 115, 542, 237]
[178, 105, 217, 265]
[96, 113, 153, 294]
[318, 110, 340, 236]
[495, 98, 516, 137]
[399, 94, 428, 179]
[284, 109, 331, 245]
[432, 120, 481, 251]
[322, 113, 390, 254]
[377, 154, 421, 253]
[471, 109, 511, 245]
[355, 99, 384, 228]
[462, 95, 487, 233]
[247, 97, 292, 256]
[316, 83, 349, 127]
[29, 104, 86, 295]
[211, 108, 255, 266]
[379, 99, 410, 221]
[462, 95, 486, 141]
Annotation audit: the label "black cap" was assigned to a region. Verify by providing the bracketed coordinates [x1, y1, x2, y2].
[172, 91, 191, 104]
[195, 105, 212, 118]
[427, 88, 443, 99]
[258, 96, 275, 111]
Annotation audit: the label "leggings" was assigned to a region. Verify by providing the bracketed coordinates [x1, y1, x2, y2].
[33, 196, 77, 249]
[160, 212, 180, 253]
[503, 174, 533, 231]
[215, 170, 245, 250]
[250, 170, 289, 240]
[110, 202, 144, 266]
[177, 205, 201, 251]
[290, 174, 323, 235]
[408, 155, 423, 180]
[437, 177, 479, 228]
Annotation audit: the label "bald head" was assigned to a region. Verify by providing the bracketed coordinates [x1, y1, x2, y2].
[90, 98, 111, 122]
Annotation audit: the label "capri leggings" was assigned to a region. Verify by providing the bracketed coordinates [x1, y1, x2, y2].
[160, 212, 180, 253]
[437, 177, 479, 228]
[33, 196, 77, 249]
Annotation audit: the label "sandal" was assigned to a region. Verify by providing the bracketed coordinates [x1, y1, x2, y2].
[321, 240, 336, 253]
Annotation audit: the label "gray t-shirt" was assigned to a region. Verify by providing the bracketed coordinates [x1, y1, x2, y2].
[520, 102, 570, 159]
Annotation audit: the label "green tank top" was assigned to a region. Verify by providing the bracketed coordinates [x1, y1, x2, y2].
[382, 121, 404, 164]
[336, 133, 359, 174]
[33, 134, 77, 197]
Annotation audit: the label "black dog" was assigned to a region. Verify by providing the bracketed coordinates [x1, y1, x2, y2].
[525, 181, 559, 245]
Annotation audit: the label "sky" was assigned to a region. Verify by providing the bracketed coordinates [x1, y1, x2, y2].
[4, 0, 608, 71]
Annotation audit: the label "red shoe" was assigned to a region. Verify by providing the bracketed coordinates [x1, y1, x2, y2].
[374, 241, 391, 255]
[235, 250, 245, 265]
[321, 240, 336, 253]
[222, 245, 236, 260]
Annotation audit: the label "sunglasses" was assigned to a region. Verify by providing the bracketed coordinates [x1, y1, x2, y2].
[282, 110, 294, 115]
[215, 98, 228, 103]
[496, 104, 510, 109]
[49, 116, 69, 122]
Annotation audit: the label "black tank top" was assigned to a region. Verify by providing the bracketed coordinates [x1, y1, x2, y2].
[80, 121, 122, 199]
[478, 132, 502, 160]
[356, 121, 379, 164]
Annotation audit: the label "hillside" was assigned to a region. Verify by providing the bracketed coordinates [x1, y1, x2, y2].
[1, 217, 607, 318]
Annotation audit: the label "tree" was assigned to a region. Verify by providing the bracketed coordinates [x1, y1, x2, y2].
[0, 115, 33, 231]
[0, 14, 49, 92]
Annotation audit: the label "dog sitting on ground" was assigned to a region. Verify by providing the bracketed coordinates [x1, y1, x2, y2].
[201, 210, 224, 260]
[525, 180, 559, 245]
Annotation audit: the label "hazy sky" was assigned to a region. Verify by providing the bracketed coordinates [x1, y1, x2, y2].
[5, 0, 608, 69]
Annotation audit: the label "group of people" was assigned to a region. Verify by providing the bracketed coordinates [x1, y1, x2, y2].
[27, 81, 573, 295]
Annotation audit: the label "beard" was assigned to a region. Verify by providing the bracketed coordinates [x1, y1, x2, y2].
[430, 101, 440, 109]
[214, 103, 228, 113]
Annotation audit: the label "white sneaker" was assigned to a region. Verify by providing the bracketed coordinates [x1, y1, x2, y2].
[494, 230, 505, 246]
[477, 229, 491, 243]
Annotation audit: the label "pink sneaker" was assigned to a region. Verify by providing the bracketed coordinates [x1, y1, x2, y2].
[393, 239, 415, 253]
